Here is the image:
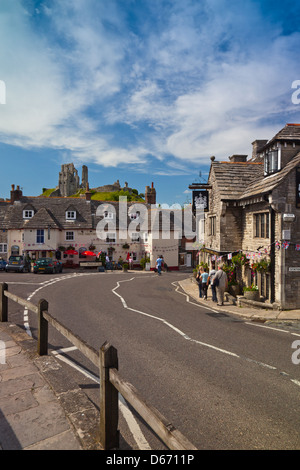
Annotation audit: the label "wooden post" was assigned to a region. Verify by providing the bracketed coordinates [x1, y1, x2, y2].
[0, 283, 8, 322]
[99, 341, 119, 450]
[38, 299, 48, 356]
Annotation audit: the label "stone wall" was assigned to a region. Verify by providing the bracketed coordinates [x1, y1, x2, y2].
[273, 169, 300, 308]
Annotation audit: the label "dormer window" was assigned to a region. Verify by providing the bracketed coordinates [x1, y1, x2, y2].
[264, 149, 280, 175]
[66, 210, 76, 220]
[23, 209, 34, 219]
[104, 211, 114, 219]
[130, 212, 140, 220]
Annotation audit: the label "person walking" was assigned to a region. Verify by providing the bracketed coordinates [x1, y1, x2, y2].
[200, 268, 209, 300]
[156, 255, 163, 275]
[213, 263, 228, 306]
[196, 266, 204, 298]
[208, 264, 217, 302]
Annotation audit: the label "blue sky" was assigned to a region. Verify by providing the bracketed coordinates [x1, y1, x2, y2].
[1, 0, 300, 205]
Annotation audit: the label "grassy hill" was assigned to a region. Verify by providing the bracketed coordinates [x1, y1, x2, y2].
[41, 188, 145, 202]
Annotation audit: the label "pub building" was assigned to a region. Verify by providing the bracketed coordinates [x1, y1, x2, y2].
[192, 124, 300, 310]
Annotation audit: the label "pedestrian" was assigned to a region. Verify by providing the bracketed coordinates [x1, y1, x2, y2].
[129, 256, 133, 269]
[196, 266, 204, 298]
[200, 267, 209, 299]
[213, 263, 228, 306]
[156, 255, 163, 275]
[208, 263, 217, 302]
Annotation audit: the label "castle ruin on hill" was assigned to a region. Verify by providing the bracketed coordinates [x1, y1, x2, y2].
[47, 163, 137, 197]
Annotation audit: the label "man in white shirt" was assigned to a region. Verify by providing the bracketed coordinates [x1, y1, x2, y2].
[213, 264, 228, 306]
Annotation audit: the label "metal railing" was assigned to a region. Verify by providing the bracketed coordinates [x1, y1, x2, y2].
[0, 282, 197, 450]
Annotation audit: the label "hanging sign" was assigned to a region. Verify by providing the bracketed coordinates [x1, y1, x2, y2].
[192, 190, 209, 213]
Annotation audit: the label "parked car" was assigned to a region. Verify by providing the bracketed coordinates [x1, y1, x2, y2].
[5, 255, 31, 273]
[33, 257, 62, 274]
[0, 259, 7, 271]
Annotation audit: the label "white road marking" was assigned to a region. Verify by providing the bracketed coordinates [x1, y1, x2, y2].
[16, 272, 151, 450]
[245, 321, 300, 337]
[112, 277, 300, 389]
[172, 281, 220, 313]
[10, 270, 300, 450]
[52, 347, 151, 450]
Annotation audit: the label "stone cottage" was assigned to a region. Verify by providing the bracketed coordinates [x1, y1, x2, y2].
[197, 123, 300, 310]
[1, 182, 180, 271]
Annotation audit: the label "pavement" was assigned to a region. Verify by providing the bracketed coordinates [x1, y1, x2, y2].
[0, 272, 300, 451]
[179, 277, 300, 322]
[0, 321, 101, 450]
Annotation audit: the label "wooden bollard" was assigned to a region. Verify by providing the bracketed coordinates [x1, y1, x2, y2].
[0, 283, 8, 322]
[99, 341, 119, 450]
[38, 299, 49, 356]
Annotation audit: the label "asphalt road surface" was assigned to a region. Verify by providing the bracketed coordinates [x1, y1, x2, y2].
[1, 269, 300, 450]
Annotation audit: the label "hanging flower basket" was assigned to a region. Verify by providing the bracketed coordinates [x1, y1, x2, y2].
[252, 259, 271, 273]
[232, 253, 249, 266]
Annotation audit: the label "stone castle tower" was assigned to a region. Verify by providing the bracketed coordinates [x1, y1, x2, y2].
[58, 163, 89, 197]
[145, 182, 156, 205]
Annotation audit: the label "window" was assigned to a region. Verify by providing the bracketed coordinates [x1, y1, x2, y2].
[104, 211, 114, 219]
[131, 232, 140, 242]
[143, 232, 149, 243]
[23, 210, 34, 219]
[11, 245, 19, 255]
[264, 149, 279, 175]
[66, 210, 76, 220]
[0, 243, 7, 253]
[209, 216, 216, 236]
[106, 232, 116, 243]
[130, 212, 140, 220]
[65, 231, 75, 241]
[130, 252, 138, 261]
[254, 213, 269, 238]
[36, 229, 44, 244]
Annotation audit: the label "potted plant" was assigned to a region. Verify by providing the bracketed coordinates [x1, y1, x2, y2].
[243, 285, 260, 301]
[122, 262, 129, 272]
[140, 256, 150, 270]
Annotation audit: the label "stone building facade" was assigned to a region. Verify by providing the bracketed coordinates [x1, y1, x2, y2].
[0, 181, 181, 270]
[197, 124, 300, 310]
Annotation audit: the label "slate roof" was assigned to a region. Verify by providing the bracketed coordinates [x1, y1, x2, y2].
[240, 151, 300, 200]
[258, 123, 300, 153]
[0, 197, 184, 232]
[210, 161, 264, 200]
[4, 197, 94, 230]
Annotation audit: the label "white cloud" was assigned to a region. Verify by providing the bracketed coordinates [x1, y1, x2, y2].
[0, 0, 299, 172]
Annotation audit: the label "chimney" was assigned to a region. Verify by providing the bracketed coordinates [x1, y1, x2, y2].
[229, 155, 248, 163]
[251, 140, 268, 160]
[10, 184, 23, 204]
[145, 182, 156, 205]
[85, 183, 91, 201]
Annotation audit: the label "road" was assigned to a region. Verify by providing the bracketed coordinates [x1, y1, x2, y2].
[1, 269, 300, 450]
